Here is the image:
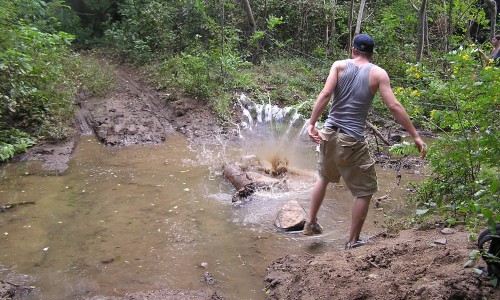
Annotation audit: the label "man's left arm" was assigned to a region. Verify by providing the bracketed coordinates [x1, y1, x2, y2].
[377, 69, 427, 158]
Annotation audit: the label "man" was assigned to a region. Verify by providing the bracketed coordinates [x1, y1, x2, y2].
[303, 34, 427, 249]
[479, 35, 500, 64]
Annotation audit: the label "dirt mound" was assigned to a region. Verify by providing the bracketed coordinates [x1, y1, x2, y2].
[264, 227, 499, 299]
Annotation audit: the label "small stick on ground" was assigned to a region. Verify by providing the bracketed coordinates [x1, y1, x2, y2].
[367, 121, 391, 146]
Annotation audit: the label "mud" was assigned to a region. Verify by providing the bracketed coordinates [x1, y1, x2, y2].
[264, 227, 499, 300]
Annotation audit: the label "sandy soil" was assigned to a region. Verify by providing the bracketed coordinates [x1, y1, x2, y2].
[3, 59, 499, 300]
[264, 227, 499, 300]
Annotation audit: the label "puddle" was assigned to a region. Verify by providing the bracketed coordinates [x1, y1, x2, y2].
[0, 131, 423, 299]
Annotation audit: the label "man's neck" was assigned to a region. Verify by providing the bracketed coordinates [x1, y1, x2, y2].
[351, 55, 370, 66]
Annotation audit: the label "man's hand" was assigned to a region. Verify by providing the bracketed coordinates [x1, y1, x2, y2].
[414, 136, 427, 158]
[307, 124, 322, 144]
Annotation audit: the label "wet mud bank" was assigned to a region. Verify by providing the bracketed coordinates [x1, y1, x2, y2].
[12, 63, 236, 175]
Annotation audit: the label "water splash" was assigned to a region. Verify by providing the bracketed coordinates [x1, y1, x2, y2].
[236, 93, 311, 167]
[237, 93, 307, 142]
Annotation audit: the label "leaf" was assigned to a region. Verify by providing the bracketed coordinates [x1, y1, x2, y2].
[473, 189, 486, 198]
[490, 179, 499, 193]
[416, 209, 429, 216]
[491, 277, 498, 287]
[469, 250, 481, 259]
[472, 268, 484, 275]
[487, 218, 497, 233]
[463, 259, 476, 268]
[446, 218, 457, 226]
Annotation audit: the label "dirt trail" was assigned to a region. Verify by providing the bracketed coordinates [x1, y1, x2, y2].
[5, 61, 499, 300]
[79, 64, 230, 147]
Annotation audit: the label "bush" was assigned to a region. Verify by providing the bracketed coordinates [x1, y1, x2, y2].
[0, 0, 77, 159]
[405, 46, 500, 232]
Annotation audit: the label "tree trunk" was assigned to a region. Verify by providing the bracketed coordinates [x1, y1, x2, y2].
[485, 0, 497, 39]
[325, 0, 337, 58]
[424, 8, 429, 55]
[331, 0, 337, 56]
[222, 162, 288, 201]
[354, 0, 366, 35]
[416, 0, 427, 62]
[446, 0, 452, 52]
[240, 0, 256, 35]
[348, 0, 354, 55]
[222, 163, 255, 198]
[324, 0, 329, 56]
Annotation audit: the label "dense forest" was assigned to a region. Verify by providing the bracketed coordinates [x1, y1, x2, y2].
[0, 0, 499, 247]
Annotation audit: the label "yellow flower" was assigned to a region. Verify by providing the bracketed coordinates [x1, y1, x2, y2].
[461, 54, 469, 60]
[430, 110, 436, 119]
[414, 73, 422, 79]
[453, 67, 458, 74]
[489, 59, 494, 64]
[396, 87, 404, 94]
[410, 90, 421, 97]
[485, 66, 492, 71]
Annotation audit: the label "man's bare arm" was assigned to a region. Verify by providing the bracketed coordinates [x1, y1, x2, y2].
[376, 68, 427, 157]
[307, 61, 341, 143]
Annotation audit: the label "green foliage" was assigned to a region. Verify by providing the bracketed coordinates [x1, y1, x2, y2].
[241, 57, 326, 107]
[13, 0, 61, 33]
[49, 1, 89, 47]
[104, 0, 177, 63]
[405, 46, 500, 231]
[213, 93, 231, 119]
[154, 39, 253, 100]
[389, 141, 420, 157]
[249, 15, 283, 53]
[366, 1, 417, 76]
[151, 21, 254, 115]
[157, 52, 213, 98]
[0, 0, 77, 158]
[0, 128, 36, 161]
[0, 24, 76, 135]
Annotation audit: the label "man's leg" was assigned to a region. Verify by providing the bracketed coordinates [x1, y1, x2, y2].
[307, 177, 329, 223]
[348, 194, 372, 243]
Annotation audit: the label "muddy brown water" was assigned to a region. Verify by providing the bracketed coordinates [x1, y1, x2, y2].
[0, 132, 423, 299]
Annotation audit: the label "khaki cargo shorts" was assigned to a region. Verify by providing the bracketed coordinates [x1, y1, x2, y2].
[317, 127, 378, 197]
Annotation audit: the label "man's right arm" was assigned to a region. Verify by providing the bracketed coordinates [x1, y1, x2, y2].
[307, 61, 340, 143]
[376, 68, 427, 158]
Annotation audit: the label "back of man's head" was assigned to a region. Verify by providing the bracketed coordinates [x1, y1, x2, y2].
[353, 34, 374, 57]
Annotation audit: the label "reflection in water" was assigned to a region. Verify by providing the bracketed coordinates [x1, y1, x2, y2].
[0, 128, 422, 299]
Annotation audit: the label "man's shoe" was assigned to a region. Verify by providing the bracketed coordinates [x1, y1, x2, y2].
[303, 221, 323, 236]
[345, 238, 366, 249]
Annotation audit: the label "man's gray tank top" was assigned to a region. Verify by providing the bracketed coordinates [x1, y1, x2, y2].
[324, 59, 374, 141]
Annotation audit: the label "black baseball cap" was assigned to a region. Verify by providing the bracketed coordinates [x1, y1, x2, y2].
[353, 34, 374, 53]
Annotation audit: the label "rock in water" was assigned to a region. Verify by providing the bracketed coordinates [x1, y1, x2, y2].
[275, 200, 307, 231]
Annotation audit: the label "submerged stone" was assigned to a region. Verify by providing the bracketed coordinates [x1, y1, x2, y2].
[275, 200, 307, 231]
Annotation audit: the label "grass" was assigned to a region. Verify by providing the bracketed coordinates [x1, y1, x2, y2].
[76, 53, 118, 98]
